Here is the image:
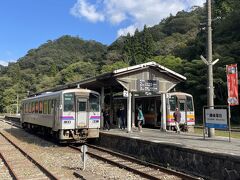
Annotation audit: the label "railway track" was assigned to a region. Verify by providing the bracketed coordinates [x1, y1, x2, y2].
[1, 116, 21, 128]
[0, 153, 14, 179]
[0, 131, 60, 180]
[70, 144, 201, 180]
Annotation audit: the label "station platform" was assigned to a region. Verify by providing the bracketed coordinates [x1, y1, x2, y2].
[97, 128, 240, 180]
[100, 128, 240, 156]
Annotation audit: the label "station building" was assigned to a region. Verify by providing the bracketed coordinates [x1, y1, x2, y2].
[37, 61, 190, 132]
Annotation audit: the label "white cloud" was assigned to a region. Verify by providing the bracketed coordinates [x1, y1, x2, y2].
[117, 24, 137, 37]
[70, 0, 104, 23]
[109, 12, 126, 24]
[70, 0, 205, 36]
[0, 60, 15, 66]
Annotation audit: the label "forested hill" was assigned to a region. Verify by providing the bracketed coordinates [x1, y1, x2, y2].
[0, 36, 108, 112]
[106, 0, 240, 121]
[1, 0, 240, 122]
[18, 35, 107, 72]
[0, 65, 4, 71]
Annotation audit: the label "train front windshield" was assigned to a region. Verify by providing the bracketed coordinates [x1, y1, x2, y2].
[186, 96, 194, 111]
[169, 95, 194, 111]
[64, 93, 75, 111]
[89, 93, 100, 112]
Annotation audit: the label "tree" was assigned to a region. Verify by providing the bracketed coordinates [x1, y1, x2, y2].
[152, 55, 183, 72]
[59, 61, 97, 84]
[141, 25, 154, 62]
[214, 0, 239, 18]
[2, 88, 17, 113]
[101, 61, 128, 74]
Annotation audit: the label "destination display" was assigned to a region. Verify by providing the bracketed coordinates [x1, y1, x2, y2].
[137, 80, 159, 92]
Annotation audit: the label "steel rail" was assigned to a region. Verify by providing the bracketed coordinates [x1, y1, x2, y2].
[87, 144, 199, 179]
[0, 152, 18, 180]
[0, 131, 59, 180]
[69, 144, 201, 180]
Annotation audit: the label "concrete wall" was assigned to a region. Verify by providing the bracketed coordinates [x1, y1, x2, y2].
[97, 133, 240, 180]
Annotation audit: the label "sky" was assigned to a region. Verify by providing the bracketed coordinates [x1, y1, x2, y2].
[0, 0, 205, 66]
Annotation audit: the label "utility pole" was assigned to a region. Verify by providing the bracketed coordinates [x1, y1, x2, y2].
[207, 0, 214, 137]
[16, 94, 19, 115]
[200, 0, 219, 137]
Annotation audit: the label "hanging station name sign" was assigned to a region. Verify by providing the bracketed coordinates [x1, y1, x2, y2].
[137, 80, 159, 92]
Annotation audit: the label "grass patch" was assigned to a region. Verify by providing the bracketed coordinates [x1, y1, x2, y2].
[194, 128, 240, 139]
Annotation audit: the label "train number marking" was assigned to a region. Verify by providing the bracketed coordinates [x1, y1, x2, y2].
[64, 120, 71, 124]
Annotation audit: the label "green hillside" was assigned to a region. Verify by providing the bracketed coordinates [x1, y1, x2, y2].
[0, 35, 107, 112]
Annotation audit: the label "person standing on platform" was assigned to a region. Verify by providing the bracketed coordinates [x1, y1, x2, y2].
[137, 106, 144, 132]
[116, 107, 121, 128]
[173, 108, 181, 134]
[120, 106, 126, 129]
[103, 107, 110, 131]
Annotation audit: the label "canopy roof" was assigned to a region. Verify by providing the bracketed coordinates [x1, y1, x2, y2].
[30, 61, 186, 97]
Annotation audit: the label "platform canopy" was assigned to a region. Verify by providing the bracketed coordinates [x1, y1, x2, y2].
[31, 61, 186, 96]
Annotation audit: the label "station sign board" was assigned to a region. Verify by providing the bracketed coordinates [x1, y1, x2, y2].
[205, 109, 228, 129]
[137, 80, 159, 92]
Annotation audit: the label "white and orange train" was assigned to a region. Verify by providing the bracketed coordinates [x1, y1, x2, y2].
[166, 92, 195, 129]
[133, 92, 195, 129]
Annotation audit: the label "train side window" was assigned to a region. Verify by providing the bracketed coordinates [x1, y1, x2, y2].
[25, 104, 28, 113]
[43, 100, 48, 114]
[32, 102, 35, 113]
[39, 101, 43, 114]
[186, 96, 193, 111]
[28, 103, 31, 113]
[48, 100, 52, 114]
[52, 100, 56, 114]
[35, 101, 39, 113]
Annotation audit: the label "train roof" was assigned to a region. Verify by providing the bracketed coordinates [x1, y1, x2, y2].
[23, 88, 99, 101]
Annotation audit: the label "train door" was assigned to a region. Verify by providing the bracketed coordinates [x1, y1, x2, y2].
[178, 99, 187, 124]
[52, 99, 59, 131]
[76, 97, 88, 128]
[156, 99, 161, 126]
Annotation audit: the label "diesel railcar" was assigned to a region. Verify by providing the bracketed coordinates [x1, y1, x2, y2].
[166, 92, 195, 128]
[21, 88, 100, 142]
[113, 92, 195, 129]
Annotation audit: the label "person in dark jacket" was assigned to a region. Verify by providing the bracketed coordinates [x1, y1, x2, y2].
[119, 106, 126, 129]
[117, 107, 121, 128]
[103, 107, 110, 130]
[173, 108, 181, 134]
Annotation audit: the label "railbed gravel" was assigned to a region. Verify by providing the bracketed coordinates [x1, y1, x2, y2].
[0, 120, 148, 180]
